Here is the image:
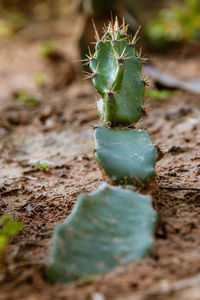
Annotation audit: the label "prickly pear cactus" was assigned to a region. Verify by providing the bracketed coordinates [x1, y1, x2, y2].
[46, 19, 158, 285]
[46, 183, 158, 284]
[94, 126, 157, 186]
[88, 19, 144, 126]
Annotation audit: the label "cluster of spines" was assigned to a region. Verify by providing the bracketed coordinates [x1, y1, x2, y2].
[82, 17, 148, 79]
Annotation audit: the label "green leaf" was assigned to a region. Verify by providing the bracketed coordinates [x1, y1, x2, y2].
[0, 215, 11, 225]
[0, 221, 23, 236]
[0, 236, 8, 251]
[0, 215, 23, 256]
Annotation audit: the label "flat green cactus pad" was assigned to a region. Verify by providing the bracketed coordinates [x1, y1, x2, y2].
[89, 20, 144, 126]
[94, 126, 157, 186]
[46, 183, 158, 284]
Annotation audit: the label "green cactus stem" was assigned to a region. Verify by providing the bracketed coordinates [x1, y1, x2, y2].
[88, 19, 145, 126]
[94, 126, 157, 186]
[46, 183, 158, 284]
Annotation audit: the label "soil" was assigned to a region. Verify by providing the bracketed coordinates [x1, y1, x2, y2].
[1, 16, 200, 300]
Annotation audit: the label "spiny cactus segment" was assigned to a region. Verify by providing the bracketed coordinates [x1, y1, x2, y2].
[94, 126, 157, 186]
[87, 18, 145, 127]
[46, 183, 158, 284]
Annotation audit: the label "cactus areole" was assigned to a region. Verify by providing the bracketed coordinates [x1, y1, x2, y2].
[89, 19, 145, 127]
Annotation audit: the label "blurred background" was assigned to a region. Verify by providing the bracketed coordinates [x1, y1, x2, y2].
[0, 0, 200, 128]
[0, 0, 200, 290]
[1, 0, 200, 50]
[0, 2, 200, 295]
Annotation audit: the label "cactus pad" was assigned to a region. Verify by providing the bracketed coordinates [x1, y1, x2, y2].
[89, 20, 144, 126]
[94, 126, 157, 186]
[46, 183, 158, 283]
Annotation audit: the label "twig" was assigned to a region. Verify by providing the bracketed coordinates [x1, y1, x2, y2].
[48, 195, 65, 201]
[159, 186, 200, 192]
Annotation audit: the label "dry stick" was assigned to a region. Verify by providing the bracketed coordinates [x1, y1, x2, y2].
[159, 186, 200, 192]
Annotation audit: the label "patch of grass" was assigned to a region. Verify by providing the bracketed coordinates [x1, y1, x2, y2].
[0, 215, 23, 266]
[15, 90, 41, 107]
[34, 161, 49, 171]
[145, 88, 174, 99]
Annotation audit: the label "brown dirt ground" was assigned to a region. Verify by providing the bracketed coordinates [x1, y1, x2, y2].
[1, 17, 200, 300]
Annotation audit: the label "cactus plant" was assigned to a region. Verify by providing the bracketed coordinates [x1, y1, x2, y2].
[94, 126, 157, 186]
[88, 19, 144, 126]
[46, 183, 158, 284]
[47, 19, 158, 284]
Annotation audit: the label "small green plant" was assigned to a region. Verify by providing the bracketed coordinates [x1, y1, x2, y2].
[145, 0, 200, 49]
[34, 161, 49, 171]
[47, 19, 158, 284]
[15, 90, 41, 107]
[145, 88, 174, 99]
[40, 38, 59, 58]
[0, 215, 23, 266]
